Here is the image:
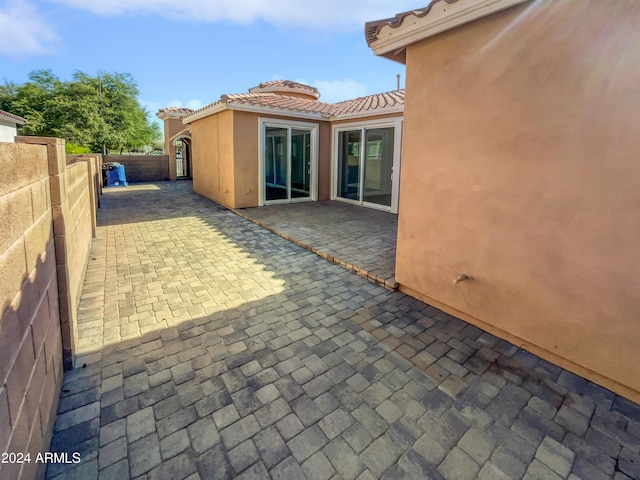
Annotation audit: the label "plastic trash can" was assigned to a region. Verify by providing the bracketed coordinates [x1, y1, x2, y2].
[104, 163, 128, 187]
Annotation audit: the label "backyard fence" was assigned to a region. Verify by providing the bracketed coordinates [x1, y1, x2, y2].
[0, 137, 100, 480]
[103, 154, 170, 183]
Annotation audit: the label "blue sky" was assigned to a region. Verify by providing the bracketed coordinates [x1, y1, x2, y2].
[0, 1, 417, 120]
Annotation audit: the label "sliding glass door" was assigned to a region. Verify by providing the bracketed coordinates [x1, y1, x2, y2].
[363, 128, 394, 207]
[291, 129, 311, 199]
[265, 127, 288, 201]
[335, 121, 400, 212]
[262, 120, 317, 205]
[337, 131, 361, 201]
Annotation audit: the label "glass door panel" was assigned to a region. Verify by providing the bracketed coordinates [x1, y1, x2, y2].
[363, 128, 394, 207]
[265, 127, 288, 201]
[337, 130, 361, 201]
[291, 129, 311, 199]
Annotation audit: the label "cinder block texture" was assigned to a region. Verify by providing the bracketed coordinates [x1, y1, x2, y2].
[104, 155, 170, 182]
[0, 141, 62, 480]
[0, 138, 98, 480]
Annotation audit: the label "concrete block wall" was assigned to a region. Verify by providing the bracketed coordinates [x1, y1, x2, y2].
[17, 138, 99, 370]
[0, 137, 100, 479]
[74, 155, 102, 235]
[104, 154, 170, 182]
[0, 142, 63, 480]
[59, 161, 94, 356]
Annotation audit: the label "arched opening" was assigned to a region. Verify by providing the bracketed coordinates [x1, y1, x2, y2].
[174, 135, 192, 179]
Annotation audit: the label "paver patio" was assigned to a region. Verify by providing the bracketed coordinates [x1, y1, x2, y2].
[48, 181, 640, 480]
[236, 201, 398, 289]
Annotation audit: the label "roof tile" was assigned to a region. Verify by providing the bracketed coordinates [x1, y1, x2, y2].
[249, 80, 320, 99]
[157, 107, 195, 119]
[178, 80, 404, 123]
[0, 109, 27, 125]
[364, 1, 461, 46]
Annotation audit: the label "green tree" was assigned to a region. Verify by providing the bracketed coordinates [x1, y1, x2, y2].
[1, 69, 161, 153]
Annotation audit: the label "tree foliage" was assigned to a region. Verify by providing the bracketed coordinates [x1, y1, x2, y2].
[0, 70, 161, 153]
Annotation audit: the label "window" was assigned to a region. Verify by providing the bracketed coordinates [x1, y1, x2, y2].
[260, 119, 318, 205]
[333, 119, 402, 213]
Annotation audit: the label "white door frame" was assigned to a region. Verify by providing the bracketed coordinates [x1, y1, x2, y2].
[259, 117, 319, 206]
[331, 116, 403, 214]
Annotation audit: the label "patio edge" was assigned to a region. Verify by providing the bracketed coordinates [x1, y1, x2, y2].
[231, 208, 399, 292]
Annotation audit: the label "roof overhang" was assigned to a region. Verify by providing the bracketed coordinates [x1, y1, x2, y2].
[367, 0, 528, 63]
[183, 101, 328, 124]
[183, 88, 405, 124]
[226, 103, 328, 121]
[156, 109, 194, 121]
[183, 102, 405, 124]
[328, 104, 405, 122]
[182, 102, 227, 124]
[0, 110, 26, 125]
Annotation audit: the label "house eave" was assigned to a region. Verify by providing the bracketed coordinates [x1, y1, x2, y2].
[182, 93, 405, 124]
[182, 102, 227, 124]
[228, 103, 327, 121]
[184, 102, 328, 124]
[369, 0, 528, 59]
[329, 104, 404, 122]
[157, 112, 183, 121]
[0, 110, 27, 125]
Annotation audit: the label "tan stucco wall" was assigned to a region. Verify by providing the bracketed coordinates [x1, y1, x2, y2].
[191, 110, 235, 209]
[397, 1, 640, 401]
[233, 111, 259, 208]
[317, 122, 332, 201]
[163, 118, 186, 181]
[191, 108, 399, 207]
[192, 110, 332, 209]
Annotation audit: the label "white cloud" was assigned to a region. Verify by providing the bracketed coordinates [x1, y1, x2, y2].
[185, 99, 203, 110]
[47, 0, 418, 30]
[163, 98, 203, 110]
[0, 1, 59, 58]
[297, 79, 368, 103]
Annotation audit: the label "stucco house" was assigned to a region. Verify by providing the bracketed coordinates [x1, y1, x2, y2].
[160, 80, 404, 213]
[0, 109, 26, 143]
[366, 0, 640, 402]
[156, 107, 194, 180]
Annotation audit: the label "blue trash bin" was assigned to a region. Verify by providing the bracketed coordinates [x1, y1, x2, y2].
[105, 163, 128, 187]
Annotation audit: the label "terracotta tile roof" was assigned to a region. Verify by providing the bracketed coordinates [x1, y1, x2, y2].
[158, 106, 194, 115]
[182, 85, 404, 123]
[249, 80, 320, 99]
[224, 92, 334, 115]
[156, 107, 195, 120]
[331, 90, 404, 116]
[0, 109, 26, 125]
[364, 1, 460, 46]
[365, 0, 526, 62]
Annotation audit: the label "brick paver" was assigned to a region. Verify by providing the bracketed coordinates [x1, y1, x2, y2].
[236, 201, 398, 289]
[48, 182, 640, 480]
